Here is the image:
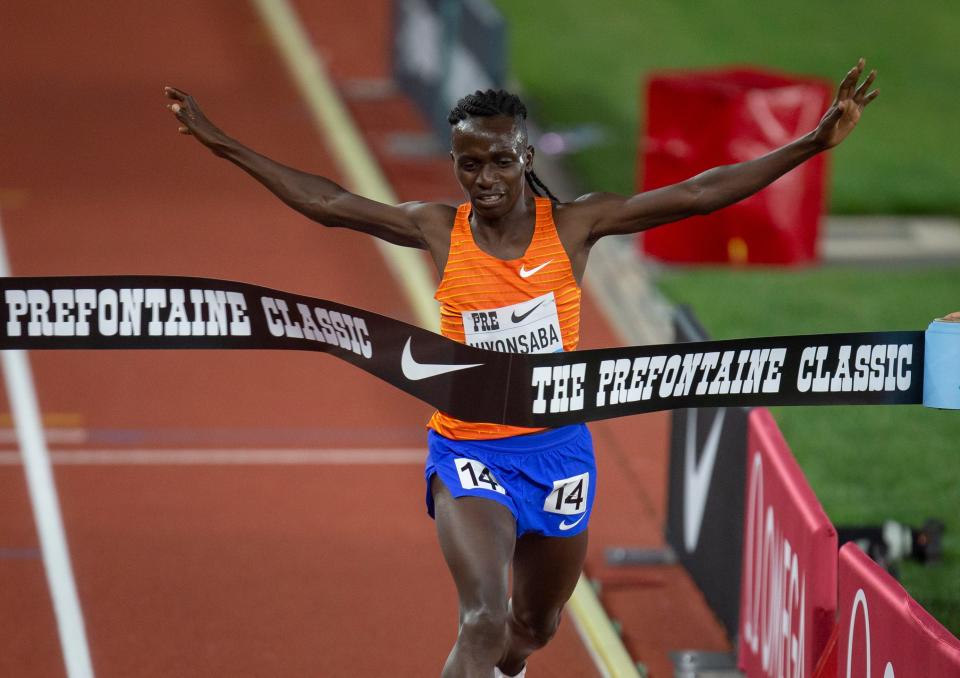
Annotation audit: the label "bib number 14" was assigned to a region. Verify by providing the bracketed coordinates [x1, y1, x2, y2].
[543, 472, 589, 515]
[455, 458, 507, 495]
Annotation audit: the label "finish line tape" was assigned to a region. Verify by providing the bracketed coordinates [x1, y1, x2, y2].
[0, 276, 957, 425]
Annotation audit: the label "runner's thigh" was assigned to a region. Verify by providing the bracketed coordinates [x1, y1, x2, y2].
[431, 475, 517, 610]
[511, 529, 588, 619]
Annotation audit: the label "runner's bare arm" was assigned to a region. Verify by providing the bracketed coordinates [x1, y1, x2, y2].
[164, 86, 453, 249]
[578, 59, 879, 241]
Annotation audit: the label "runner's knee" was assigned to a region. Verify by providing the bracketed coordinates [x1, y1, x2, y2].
[459, 605, 509, 650]
[510, 607, 562, 648]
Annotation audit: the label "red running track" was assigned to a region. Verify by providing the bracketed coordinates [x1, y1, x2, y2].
[0, 2, 600, 676]
[0, 1, 729, 676]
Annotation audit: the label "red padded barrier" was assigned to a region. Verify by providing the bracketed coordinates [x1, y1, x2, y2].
[839, 542, 960, 677]
[640, 68, 832, 265]
[738, 408, 838, 677]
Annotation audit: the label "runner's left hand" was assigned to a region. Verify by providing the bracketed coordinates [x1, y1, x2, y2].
[812, 58, 879, 149]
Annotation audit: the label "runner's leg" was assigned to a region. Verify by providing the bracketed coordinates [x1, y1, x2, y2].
[431, 475, 517, 678]
[497, 530, 589, 676]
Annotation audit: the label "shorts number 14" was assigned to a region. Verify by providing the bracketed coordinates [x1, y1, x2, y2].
[544, 473, 589, 515]
[454, 458, 507, 495]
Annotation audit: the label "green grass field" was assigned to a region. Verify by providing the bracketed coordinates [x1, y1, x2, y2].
[656, 266, 960, 632]
[496, 0, 960, 216]
[493, 0, 960, 634]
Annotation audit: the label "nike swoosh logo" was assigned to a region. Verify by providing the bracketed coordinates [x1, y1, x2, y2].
[510, 300, 545, 324]
[519, 260, 552, 279]
[683, 408, 726, 552]
[400, 338, 483, 381]
[559, 513, 587, 531]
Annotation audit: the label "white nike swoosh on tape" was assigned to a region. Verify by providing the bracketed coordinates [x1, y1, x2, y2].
[559, 513, 587, 531]
[519, 260, 553, 278]
[400, 338, 483, 381]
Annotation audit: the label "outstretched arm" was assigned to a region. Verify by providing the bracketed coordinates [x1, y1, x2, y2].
[163, 87, 451, 249]
[583, 59, 879, 240]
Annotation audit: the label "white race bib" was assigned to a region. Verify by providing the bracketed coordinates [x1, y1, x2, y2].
[461, 292, 563, 354]
[543, 472, 590, 515]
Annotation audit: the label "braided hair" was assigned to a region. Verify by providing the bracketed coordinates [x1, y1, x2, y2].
[448, 90, 561, 203]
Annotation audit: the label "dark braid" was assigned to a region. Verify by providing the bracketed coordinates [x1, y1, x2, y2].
[448, 89, 561, 203]
[526, 170, 561, 204]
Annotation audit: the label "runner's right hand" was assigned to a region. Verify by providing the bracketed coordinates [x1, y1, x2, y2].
[164, 86, 224, 149]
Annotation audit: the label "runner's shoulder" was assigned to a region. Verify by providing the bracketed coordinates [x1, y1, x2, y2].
[553, 192, 627, 231]
[572, 191, 629, 207]
[398, 200, 457, 233]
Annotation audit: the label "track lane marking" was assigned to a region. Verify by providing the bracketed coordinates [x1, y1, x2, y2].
[0, 448, 425, 465]
[249, 0, 439, 332]
[0, 427, 88, 444]
[0, 212, 96, 678]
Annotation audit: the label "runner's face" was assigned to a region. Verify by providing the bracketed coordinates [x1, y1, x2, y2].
[451, 115, 533, 219]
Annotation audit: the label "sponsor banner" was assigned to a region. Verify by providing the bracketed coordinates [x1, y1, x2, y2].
[840, 542, 960, 678]
[738, 409, 837, 678]
[665, 306, 748, 642]
[0, 276, 934, 427]
[666, 407, 748, 642]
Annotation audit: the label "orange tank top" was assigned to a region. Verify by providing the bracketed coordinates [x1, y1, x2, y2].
[427, 197, 582, 439]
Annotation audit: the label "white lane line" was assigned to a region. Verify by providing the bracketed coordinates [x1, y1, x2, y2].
[0, 213, 96, 678]
[0, 448, 425, 465]
[249, 0, 440, 332]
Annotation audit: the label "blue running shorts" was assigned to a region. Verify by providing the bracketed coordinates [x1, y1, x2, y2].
[425, 423, 596, 538]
